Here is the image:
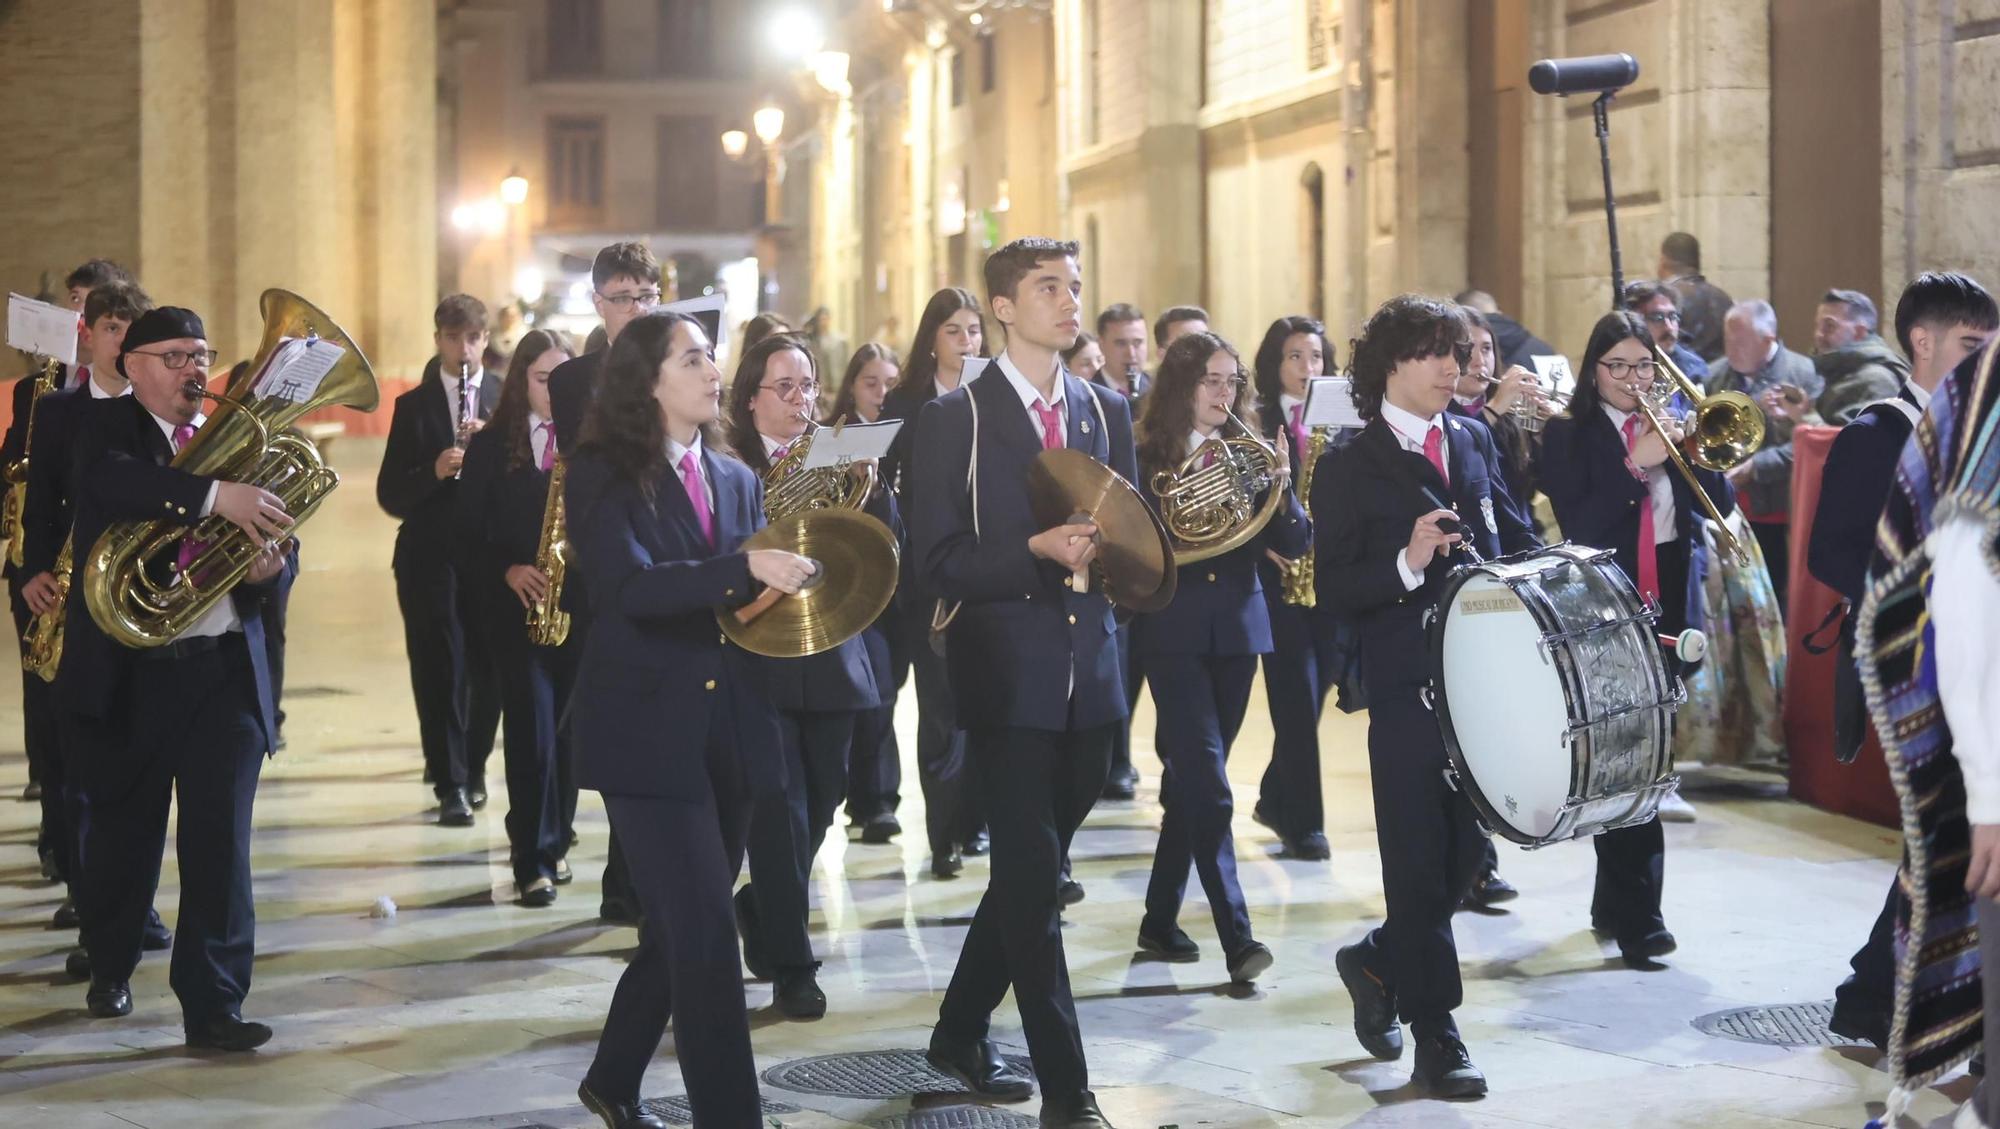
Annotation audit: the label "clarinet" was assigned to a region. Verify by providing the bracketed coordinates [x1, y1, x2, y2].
[453, 361, 472, 480]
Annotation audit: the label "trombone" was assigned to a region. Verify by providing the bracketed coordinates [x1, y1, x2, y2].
[1624, 342, 1766, 562]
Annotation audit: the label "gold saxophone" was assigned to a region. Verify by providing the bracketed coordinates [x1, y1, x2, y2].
[526, 457, 570, 647]
[1279, 426, 1329, 606]
[23, 535, 71, 681]
[3, 357, 62, 568]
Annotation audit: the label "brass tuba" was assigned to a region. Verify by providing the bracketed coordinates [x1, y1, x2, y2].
[526, 457, 571, 647]
[22, 534, 71, 680]
[762, 414, 875, 523]
[1278, 426, 1329, 606]
[1151, 408, 1287, 565]
[83, 289, 378, 648]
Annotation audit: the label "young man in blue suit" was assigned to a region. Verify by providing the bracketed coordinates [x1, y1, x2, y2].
[1314, 295, 1539, 1099]
[910, 238, 1132, 1129]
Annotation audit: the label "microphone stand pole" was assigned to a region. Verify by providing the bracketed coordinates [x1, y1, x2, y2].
[1593, 90, 1623, 310]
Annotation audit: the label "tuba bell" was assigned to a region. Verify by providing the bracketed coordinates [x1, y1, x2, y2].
[762, 413, 876, 523]
[83, 289, 378, 648]
[1151, 408, 1287, 566]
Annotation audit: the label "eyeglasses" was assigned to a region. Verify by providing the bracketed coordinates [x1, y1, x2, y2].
[1599, 359, 1658, 379]
[1644, 311, 1681, 324]
[760, 379, 820, 401]
[129, 348, 218, 370]
[1198, 375, 1247, 395]
[596, 290, 662, 309]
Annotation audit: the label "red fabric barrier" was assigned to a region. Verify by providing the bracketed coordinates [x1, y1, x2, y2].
[1784, 423, 1899, 828]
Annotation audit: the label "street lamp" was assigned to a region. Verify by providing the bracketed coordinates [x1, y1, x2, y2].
[500, 168, 529, 206]
[753, 106, 785, 146]
[768, 7, 826, 59]
[721, 129, 749, 159]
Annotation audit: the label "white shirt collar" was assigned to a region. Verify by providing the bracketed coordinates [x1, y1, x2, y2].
[759, 431, 802, 459]
[934, 377, 953, 400]
[1906, 379, 1934, 410]
[667, 431, 703, 470]
[528, 411, 550, 430]
[444, 364, 483, 388]
[1279, 391, 1306, 418]
[1187, 428, 1218, 455]
[1602, 401, 1635, 431]
[1378, 398, 1442, 449]
[88, 374, 129, 399]
[997, 350, 1066, 416]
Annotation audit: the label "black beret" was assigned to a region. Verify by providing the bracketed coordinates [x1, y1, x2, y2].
[117, 306, 206, 377]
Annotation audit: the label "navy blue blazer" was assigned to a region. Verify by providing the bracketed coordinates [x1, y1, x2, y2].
[1134, 446, 1309, 657]
[20, 384, 95, 579]
[736, 437, 897, 713]
[1538, 407, 1735, 594]
[1807, 391, 1920, 608]
[910, 363, 1135, 732]
[1312, 412, 1539, 694]
[563, 446, 784, 800]
[376, 356, 500, 573]
[58, 395, 288, 751]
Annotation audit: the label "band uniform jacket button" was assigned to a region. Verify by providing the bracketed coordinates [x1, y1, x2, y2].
[704, 679, 717, 691]
[724, 587, 734, 596]
[1206, 572, 1217, 583]
[176, 505, 188, 515]
[1068, 613, 1077, 625]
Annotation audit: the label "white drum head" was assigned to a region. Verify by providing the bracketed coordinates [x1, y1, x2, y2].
[1439, 573, 1574, 840]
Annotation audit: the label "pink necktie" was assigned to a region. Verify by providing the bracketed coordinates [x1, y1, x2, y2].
[772, 445, 790, 462]
[1621, 414, 1659, 602]
[73, 365, 90, 391]
[1422, 425, 1449, 486]
[679, 450, 715, 548]
[1289, 403, 1307, 459]
[537, 422, 557, 472]
[171, 424, 209, 582]
[1033, 400, 1063, 450]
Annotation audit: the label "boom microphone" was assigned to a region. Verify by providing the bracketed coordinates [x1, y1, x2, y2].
[1527, 53, 1639, 96]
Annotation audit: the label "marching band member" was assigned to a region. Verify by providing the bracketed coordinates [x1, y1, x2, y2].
[454, 328, 579, 907]
[1132, 330, 1304, 983]
[546, 242, 665, 926]
[377, 295, 501, 826]
[1249, 315, 1339, 862]
[883, 287, 988, 878]
[726, 332, 899, 1020]
[62, 306, 295, 1047]
[911, 238, 1130, 1128]
[829, 343, 908, 844]
[1540, 310, 1735, 968]
[1063, 332, 1105, 384]
[1093, 304, 1152, 402]
[565, 309, 803, 1128]
[1316, 295, 1539, 1099]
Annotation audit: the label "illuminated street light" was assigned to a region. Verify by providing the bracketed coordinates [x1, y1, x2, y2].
[500, 169, 529, 206]
[721, 129, 749, 159]
[768, 7, 825, 59]
[753, 106, 786, 145]
[811, 51, 850, 96]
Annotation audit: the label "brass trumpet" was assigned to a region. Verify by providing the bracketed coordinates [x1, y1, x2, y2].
[1151, 407, 1286, 565]
[1473, 368, 1568, 434]
[762, 413, 875, 523]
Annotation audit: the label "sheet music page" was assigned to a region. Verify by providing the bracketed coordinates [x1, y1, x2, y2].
[253, 337, 346, 405]
[800, 418, 903, 469]
[1302, 376, 1364, 430]
[7, 293, 80, 365]
[1530, 354, 1575, 399]
[959, 355, 990, 386]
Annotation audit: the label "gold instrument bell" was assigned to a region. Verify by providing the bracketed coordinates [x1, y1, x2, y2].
[718, 507, 899, 658]
[1026, 448, 1176, 613]
[1151, 408, 1286, 566]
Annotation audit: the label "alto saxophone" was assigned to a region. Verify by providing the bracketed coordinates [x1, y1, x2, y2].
[526, 457, 570, 647]
[3, 357, 62, 568]
[23, 535, 71, 681]
[1279, 426, 1329, 606]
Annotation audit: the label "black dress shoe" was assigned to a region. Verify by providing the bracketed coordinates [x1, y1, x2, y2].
[51, 898, 79, 930]
[861, 812, 902, 844]
[64, 946, 91, 981]
[142, 908, 172, 951]
[1335, 943, 1402, 1060]
[1251, 801, 1277, 830]
[1285, 831, 1331, 861]
[24, 779, 43, 801]
[86, 978, 132, 1018]
[518, 877, 558, 908]
[599, 897, 640, 926]
[1827, 999, 1889, 1050]
[932, 845, 964, 879]
[1227, 940, 1274, 984]
[438, 789, 474, 827]
[186, 1014, 273, 1051]
[1058, 878, 1086, 907]
[467, 778, 488, 810]
[1619, 930, 1677, 968]
[1463, 870, 1519, 908]
[1136, 923, 1200, 963]
[1039, 1090, 1115, 1127]
[1102, 772, 1138, 801]
[925, 1029, 1034, 1100]
[734, 886, 773, 980]
[964, 829, 991, 857]
[39, 848, 62, 882]
[1411, 1033, 1487, 1099]
[773, 966, 827, 1019]
[578, 1080, 669, 1129]
[553, 858, 573, 885]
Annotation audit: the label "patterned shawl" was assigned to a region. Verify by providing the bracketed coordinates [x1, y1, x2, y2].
[1857, 340, 2000, 1116]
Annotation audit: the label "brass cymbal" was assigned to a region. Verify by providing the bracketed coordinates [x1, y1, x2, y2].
[1027, 448, 1177, 613]
[718, 507, 900, 659]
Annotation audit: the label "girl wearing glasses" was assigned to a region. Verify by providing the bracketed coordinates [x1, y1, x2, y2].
[1538, 310, 1734, 968]
[722, 332, 900, 1020]
[1129, 331, 1305, 985]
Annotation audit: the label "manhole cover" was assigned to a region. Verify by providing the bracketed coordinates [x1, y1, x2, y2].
[872, 1109, 1040, 1129]
[763, 1049, 1036, 1098]
[1693, 1000, 1868, 1047]
[642, 1095, 801, 1125]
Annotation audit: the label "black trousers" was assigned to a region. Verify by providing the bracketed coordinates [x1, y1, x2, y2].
[11, 572, 64, 871]
[494, 617, 577, 887]
[393, 557, 499, 794]
[74, 635, 265, 1025]
[1107, 623, 1142, 783]
[259, 580, 290, 733]
[1355, 690, 1488, 1042]
[585, 709, 759, 1122]
[908, 615, 970, 856]
[1144, 653, 1256, 954]
[744, 709, 855, 970]
[846, 624, 903, 821]
[1256, 601, 1339, 838]
[938, 721, 1114, 1100]
[1836, 880, 1897, 1017]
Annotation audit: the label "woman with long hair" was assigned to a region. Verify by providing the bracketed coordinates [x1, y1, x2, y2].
[564, 311, 810, 1126]
[1539, 310, 1734, 968]
[454, 329, 578, 907]
[1131, 331, 1307, 985]
[829, 342, 899, 423]
[1062, 331, 1105, 384]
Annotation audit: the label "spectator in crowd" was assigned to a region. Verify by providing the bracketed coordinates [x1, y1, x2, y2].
[1658, 232, 1735, 361]
[1623, 280, 1710, 386]
[1713, 299, 1821, 611]
[1454, 289, 1557, 371]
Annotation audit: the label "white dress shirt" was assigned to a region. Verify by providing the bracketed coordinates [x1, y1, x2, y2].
[528, 411, 554, 469]
[1933, 514, 2000, 823]
[1188, 428, 1216, 456]
[1601, 403, 1679, 547]
[760, 432, 800, 462]
[441, 366, 484, 428]
[1279, 392, 1306, 425]
[997, 351, 1068, 439]
[147, 409, 240, 640]
[1379, 400, 1449, 591]
[87, 372, 130, 400]
[666, 433, 716, 511]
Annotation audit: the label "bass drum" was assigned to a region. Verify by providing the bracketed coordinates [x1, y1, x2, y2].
[1426, 543, 1682, 847]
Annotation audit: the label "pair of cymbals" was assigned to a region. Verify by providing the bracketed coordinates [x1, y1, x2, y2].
[719, 508, 899, 658]
[1027, 449, 1177, 613]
